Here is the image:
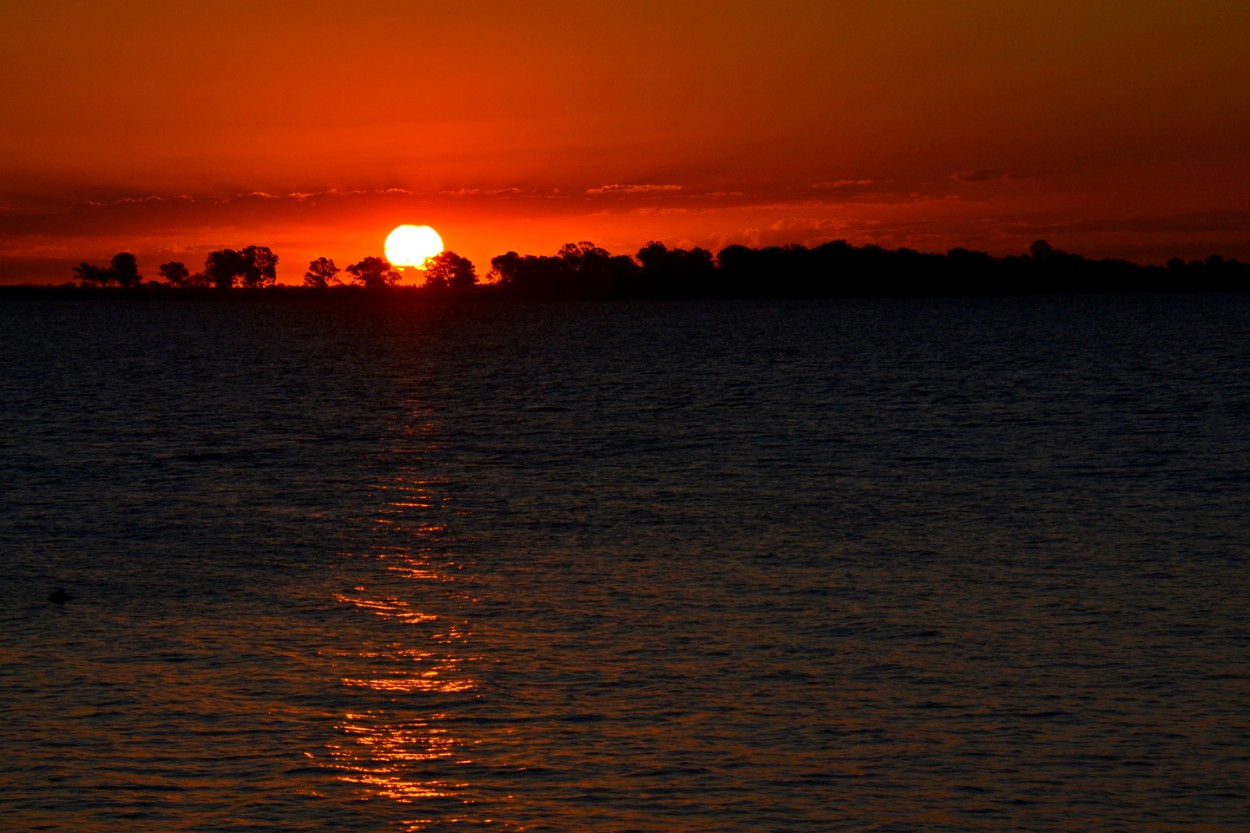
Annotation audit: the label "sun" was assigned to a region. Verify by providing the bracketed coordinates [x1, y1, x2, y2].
[384, 224, 443, 268]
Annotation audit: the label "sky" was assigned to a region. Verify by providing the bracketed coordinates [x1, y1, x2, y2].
[2, 0, 1249, 285]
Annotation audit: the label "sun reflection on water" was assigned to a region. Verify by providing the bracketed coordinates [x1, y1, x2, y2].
[326, 468, 481, 828]
[332, 593, 440, 625]
[327, 711, 468, 803]
[338, 640, 477, 695]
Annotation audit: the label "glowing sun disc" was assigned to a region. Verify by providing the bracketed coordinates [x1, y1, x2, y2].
[385, 224, 443, 268]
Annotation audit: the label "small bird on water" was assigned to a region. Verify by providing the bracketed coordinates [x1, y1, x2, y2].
[47, 588, 76, 604]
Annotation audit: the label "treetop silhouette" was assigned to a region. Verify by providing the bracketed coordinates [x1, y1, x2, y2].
[304, 257, 340, 289]
[205, 246, 278, 289]
[423, 250, 477, 290]
[344, 256, 401, 289]
[72, 252, 142, 287]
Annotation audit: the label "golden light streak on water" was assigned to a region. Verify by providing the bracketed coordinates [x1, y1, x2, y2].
[331, 592, 439, 625]
[328, 712, 467, 803]
[325, 467, 482, 822]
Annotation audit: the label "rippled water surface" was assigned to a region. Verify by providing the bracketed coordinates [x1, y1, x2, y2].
[2, 293, 1249, 831]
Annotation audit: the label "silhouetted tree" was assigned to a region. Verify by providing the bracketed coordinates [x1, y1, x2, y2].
[715, 244, 759, 297]
[71, 252, 140, 287]
[554, 241, 638, 296]
[110, 252, 141, 287]
[636, 241, 716, 297]
[486, 250, 567, 295]
[303, 257, 340, 288]
[72, 262, 111, 285]
[205, 249, 247, 289]
[1029, 239, 1054, 260]
[636, 241, 668, 272]
[488, 251, 524, 288]
[558, 241, 608, 264]
[239, 245, 278, 288]
[203, 246, 278, 289]
[345, 256, 401, 289]
[423, 251, 476, 290]
[943, 248, 999, 294]
[159, 261, 190, 287]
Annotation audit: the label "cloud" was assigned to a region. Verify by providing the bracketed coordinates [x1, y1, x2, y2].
[84, 194, 193, 208]
[950, 170, 1032, 184]
[438, 187, 525, 198]
[812, 179, 875, 189]
[586, 183, 683, 195]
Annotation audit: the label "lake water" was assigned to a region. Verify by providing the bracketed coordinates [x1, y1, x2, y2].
[2, 293, 1248, 832]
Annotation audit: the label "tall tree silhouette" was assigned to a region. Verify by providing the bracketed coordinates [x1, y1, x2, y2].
[636, 241, 715, 297]
[110, 252, 142, 287]
[72, 252, 140, 286]
[423, 251, 476, 290]
[303, 257, 340, 288]
[487, 251, 525, 288]
[204, 246, 278, 289]
[1029, 239, 1054, 260]
[345, 256, 401, 289]
[72, 262, 110, 285]
[158, 261, 190, 287]
[239, 245, 278, 288]
[205, 249, 246, 289]
[556, 241, 638, 296]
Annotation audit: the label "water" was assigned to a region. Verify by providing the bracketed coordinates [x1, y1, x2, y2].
[2, 293, 1248, 831]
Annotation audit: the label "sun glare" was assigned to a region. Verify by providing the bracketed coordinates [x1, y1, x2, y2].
[384, 224, 443, 268]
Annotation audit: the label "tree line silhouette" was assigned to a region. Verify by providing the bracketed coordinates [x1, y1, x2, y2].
[66, 238, 1250, 298]
[71, 247, 481, 292]
[75, 246, 279, 290]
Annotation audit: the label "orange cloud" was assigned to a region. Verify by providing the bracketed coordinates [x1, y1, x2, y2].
[813, 179, 875, 189]
[950, 170, 1033, 184]
[586, 184, 684, 195]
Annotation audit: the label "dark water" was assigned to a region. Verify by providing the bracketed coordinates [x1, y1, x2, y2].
[2, 293, 1248, 832]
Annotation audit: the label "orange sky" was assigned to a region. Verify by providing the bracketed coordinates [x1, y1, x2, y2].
[3, 0, 1249, 284]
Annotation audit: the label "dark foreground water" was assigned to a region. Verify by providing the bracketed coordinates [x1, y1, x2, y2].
[2, 293, 1248, 832]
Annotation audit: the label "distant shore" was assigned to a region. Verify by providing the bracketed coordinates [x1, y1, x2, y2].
[7, 239, 1249, 299]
